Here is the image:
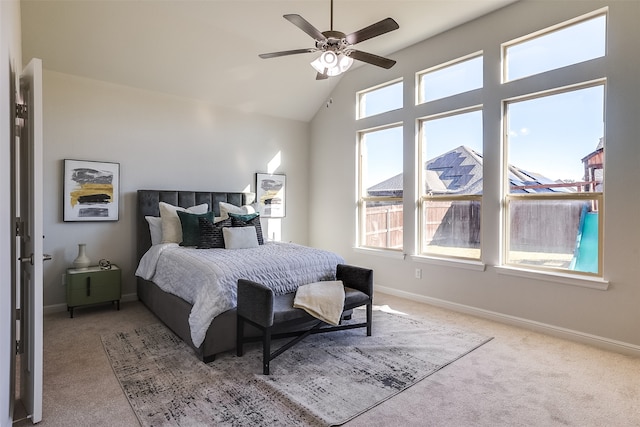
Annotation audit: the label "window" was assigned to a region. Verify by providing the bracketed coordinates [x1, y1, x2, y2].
[501, 11, 607, 277]
[352, 8, 607, 281]
[415, 52, 484, 261]
[417, 54, 483, 104]
[357, 80, 403, 119]
[358, 125, 403, 250]
[419, 109, 483, 259]
[503, 13, 606, 82]
[504, 84, 605, 275]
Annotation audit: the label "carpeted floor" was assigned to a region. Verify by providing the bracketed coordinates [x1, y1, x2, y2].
[101, 309, 491, 426]
[14, 293, 640, 426]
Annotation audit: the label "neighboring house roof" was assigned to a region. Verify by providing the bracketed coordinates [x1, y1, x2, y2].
[367, 145, 570, 196]
[367, 172, 403, 195]
[424, 170, 449, 193]
[581, 137, 604, 164]
[508, 167, 569, 194]
[426, 146, 483, 194]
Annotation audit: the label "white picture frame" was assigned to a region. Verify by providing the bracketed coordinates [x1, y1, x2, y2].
[256, 173, 286, 218]
[63, 159, 120, 221]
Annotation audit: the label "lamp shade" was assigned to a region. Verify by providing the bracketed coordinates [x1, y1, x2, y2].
[311, 51, 354, 76]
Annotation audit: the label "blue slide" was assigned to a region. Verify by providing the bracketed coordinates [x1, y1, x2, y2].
[570, 205, 598, 273]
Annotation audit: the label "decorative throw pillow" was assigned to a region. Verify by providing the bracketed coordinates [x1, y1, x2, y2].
[145, 216, 162, 245]
[159, 202, 208, 244]
[219, 201, 256, 220]
[177, 210, 215, 247]
[228, 212, 259, 222]
[198, 217, 232, 249]
[222, 226, 259, 249]
[229, 212, 264, 245]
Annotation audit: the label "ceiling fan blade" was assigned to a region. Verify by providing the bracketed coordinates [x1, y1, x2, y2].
[316, 72, 329, 80]
[259, 48, 316, 59]
[349, 50, 397, 69]
[284, 14, 327, 41]
[346, 17, 399, 45]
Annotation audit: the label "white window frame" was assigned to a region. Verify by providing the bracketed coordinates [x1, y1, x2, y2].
[356, 78, 403, 120]
[417, 106, 483, 261]
[357, 122, 404, 251]
[501, 9, 607, 83]
[502, 81, 605, 277]
[416, 51, 483, 105]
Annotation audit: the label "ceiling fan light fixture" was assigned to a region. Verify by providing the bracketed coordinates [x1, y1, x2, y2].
[313, 51, 337, 70]
[337, 54, 354, 72]
[310, 51, 353, 77]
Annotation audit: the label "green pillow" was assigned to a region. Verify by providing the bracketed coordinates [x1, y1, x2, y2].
[228, 212, 260, 222]
[177, 210, 215, 246]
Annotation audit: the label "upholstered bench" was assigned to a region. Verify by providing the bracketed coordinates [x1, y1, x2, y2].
[236, 264, 373, 375]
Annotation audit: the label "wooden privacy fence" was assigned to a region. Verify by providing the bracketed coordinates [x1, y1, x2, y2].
[364, 204, 403, 249]
[365, 200, 587, 252]
[509, 200, 586, 253]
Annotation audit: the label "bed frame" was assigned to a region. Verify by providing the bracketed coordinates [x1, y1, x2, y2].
[136, 190, 256, 362]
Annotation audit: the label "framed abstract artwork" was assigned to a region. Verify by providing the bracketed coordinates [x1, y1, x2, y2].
[256, 173, 286, 218]
[63, 159, 120, 221]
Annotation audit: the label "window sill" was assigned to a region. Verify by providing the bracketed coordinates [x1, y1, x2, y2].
[495, 266, 609, 290]
[353, 247, 405, 260]
[409, 255, 486, 271]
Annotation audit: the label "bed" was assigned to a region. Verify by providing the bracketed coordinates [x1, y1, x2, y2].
[136, 190, 345, 362]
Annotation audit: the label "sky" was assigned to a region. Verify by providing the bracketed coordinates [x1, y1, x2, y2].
[361, 13, 606, 189]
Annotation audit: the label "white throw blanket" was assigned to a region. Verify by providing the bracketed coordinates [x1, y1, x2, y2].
[293, 280, 345, 326]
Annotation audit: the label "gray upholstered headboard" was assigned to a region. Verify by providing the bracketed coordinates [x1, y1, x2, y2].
[136, 190, 255, 263]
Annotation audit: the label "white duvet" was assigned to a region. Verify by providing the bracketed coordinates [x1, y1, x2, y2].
[135, 241, 345, 347]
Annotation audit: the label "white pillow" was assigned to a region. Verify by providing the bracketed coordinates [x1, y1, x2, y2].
[145, 216, 163, 246]
[219, 201, 256, 220]
[159, 202, 208, 244]
[222, 226, 259, 249]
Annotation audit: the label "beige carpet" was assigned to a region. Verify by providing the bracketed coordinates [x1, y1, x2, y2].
[14, 293, 640, 426]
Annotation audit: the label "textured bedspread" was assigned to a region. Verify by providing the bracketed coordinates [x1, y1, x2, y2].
[136, 242, 345, 347]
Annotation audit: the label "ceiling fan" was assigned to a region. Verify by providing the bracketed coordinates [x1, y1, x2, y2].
[258, 0, 399, 80]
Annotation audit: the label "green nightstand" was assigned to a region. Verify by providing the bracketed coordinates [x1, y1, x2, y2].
[66, 265, 121, 318]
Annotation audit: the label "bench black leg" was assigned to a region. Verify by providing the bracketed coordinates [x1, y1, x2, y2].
[366, 303, 372, 336]
[263, 327, 271, 375]
[236, 316, 244, 357]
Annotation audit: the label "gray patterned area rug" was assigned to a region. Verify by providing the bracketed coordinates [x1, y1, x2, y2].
[102, 308, 492, 426]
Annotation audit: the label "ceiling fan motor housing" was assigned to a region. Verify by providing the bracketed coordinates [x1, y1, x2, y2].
[316, 31, 350, 54]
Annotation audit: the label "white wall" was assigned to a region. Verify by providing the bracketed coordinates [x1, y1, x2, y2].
[42, 71, 310, 308]
[1, 1, 21, 425]
[310, 0, 640, 351]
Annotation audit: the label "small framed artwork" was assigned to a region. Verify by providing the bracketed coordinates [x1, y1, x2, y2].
[256, 173, 286, 218]
[63, 159, 120, 221]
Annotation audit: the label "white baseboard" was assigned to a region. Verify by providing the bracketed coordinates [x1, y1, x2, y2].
[43, 292, 138, 315]
[375, 285, 640, 358]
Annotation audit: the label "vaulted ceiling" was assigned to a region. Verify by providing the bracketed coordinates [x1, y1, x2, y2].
[21, 0, 518, 122]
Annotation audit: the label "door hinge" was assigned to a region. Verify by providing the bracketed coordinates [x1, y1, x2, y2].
[15, 103, 28, 120]
[15, 218, 24, 237]
[15, 308, 23, 355]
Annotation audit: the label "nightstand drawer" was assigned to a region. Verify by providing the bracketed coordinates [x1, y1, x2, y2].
[66, 265, 121, 317]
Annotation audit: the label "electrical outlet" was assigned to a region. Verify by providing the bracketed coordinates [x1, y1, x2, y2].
[61, 273, 66, 286]
[415, 268, 422, 279]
